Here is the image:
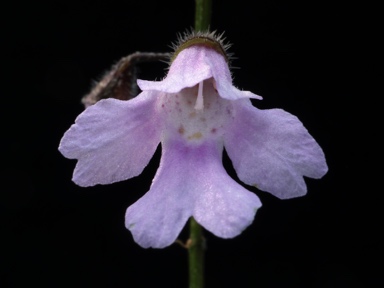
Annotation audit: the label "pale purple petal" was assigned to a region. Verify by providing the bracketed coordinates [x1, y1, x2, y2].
[204, 50, 263, 101]
[192, 143, 262, 239]
[224, 99, 328, 199]
[137, 46, 262, 101]
[125, 138, 261, 248]
[59, 90, 162, 187]
[124, 140, 193, 248]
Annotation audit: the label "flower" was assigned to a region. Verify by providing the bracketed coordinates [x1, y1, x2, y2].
[59, 31, 328, 248]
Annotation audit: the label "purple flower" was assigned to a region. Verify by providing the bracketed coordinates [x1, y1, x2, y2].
[59, 32, 328, 248]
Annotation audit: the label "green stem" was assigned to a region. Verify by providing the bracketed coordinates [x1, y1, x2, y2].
[188, 1, 212, 287]
[194, 0, 212, 31]
[188, 217, 205, 288]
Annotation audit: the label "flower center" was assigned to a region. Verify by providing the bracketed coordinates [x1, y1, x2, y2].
[159, 78, 234, 144]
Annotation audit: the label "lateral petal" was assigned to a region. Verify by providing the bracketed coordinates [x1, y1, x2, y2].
[59, 91, 162, 187]
[224, 99, 328, 199]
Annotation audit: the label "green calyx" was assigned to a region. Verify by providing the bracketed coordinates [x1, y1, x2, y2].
[170, 30, 231, 64]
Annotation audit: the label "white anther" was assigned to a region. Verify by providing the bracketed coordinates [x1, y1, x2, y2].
[194, 81, 204, 110]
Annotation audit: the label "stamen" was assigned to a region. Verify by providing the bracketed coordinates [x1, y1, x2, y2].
[194, 81, 204, 110]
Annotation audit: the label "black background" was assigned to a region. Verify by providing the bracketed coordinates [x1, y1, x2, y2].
[3, 1, 380, 287]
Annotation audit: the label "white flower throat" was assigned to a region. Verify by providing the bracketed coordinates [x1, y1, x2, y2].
[159, 78, 234, 143]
